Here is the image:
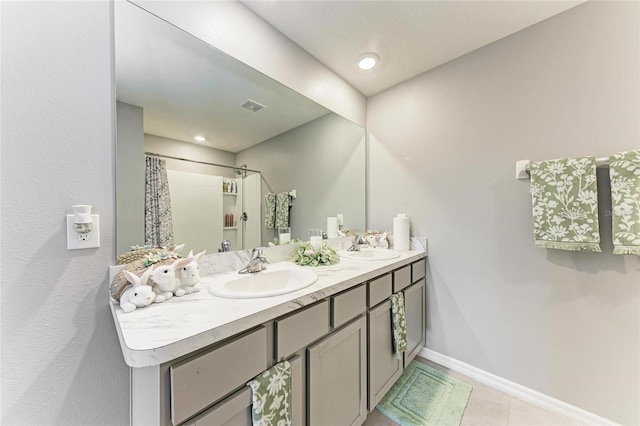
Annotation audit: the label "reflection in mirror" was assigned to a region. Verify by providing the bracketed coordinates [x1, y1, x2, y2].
[115, 1, 365, 255]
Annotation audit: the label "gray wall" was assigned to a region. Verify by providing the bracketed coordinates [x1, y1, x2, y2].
[367, 2, 639, 424]
[1, 2, 128, 425]
[237, 113, 365, 244]
[116, 101, 145, 253]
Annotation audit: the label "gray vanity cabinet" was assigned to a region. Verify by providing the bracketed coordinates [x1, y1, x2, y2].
[367, 299, 403, 410]
[403, 278, 426, 367]
[126, 256, 427, 426]
[308, 315, 368, 426]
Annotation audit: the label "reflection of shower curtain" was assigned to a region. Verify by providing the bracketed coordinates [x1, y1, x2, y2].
[145, 156, 174, 247]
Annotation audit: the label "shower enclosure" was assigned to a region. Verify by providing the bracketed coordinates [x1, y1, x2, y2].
[153, 153, 262, 253]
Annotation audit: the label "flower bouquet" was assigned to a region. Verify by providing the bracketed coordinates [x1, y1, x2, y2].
[290, 242, 340, 266]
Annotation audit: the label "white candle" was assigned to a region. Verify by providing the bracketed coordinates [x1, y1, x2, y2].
[327, 217, 339, 238]
[310, 236, 323, 250]
[279, 233, 291, 244]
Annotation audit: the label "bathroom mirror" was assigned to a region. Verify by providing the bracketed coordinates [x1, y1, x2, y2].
[114, 1, 365, 255]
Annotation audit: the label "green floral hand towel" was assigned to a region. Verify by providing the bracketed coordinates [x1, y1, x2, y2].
[247, 360, 292, 426]
[609, 149, 640, 255]
[529, 157, 601, 252]
[264, 193, 276, 229]
[389, 293, 407, 358]
[275, 192, 291, 228]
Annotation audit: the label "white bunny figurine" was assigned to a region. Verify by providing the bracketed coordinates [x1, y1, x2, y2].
[172, 243, 186, 253]
[121, 267, 156, 313]
[150, 257, 192, 303]
[378, 232, 390, 249]
[366, 234, 379, 248]
[178, 250, 206, 293]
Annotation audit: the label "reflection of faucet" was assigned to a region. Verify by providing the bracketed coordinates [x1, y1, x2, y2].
[239, 247, 269, 274]
[218, 240, 231, 252]
[347, 234, 368, 252]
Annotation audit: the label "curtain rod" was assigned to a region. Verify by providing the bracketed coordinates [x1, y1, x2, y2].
[145, 152, 261, 174]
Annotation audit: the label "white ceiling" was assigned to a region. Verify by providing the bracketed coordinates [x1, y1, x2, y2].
[242, 0, 585, 97]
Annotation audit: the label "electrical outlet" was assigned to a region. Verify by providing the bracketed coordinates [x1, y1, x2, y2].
[67, 214, 100, 250]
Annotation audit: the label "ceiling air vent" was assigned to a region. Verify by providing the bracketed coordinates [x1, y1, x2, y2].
[239, 99, 267, 113]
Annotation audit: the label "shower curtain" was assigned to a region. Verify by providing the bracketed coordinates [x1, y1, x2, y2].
[145, 156, 174, 247]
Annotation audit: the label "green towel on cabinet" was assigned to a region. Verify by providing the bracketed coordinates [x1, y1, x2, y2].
[529, 156, 601, 252]
[609, 149, 640, 255]
[389, 292, 407, 358]
[247, 360, 292, 426]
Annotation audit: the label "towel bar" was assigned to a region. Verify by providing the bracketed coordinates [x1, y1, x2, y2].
[515, 157, 609, 180]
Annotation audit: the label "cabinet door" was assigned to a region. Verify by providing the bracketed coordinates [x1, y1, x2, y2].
[403, 279, 426, 367]
[308, 316, 367, 426]
[367, 300, 403, 411]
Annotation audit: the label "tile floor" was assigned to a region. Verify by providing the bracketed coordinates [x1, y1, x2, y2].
[363, 357, 582, 426]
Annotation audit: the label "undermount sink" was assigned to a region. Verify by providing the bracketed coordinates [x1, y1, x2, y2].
[340, 248, 401, 261]
[206, 264, 318, 299]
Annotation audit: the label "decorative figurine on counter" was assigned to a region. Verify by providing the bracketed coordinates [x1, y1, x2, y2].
[366, 234, 379, 248]
[362, 231, 390, 249]
[111, 248, 192, 304]
[146, 256, 193, 302]
[120, 266, 156, 313]
[177, 250, 206, 293]
[378, 232, 390, 249]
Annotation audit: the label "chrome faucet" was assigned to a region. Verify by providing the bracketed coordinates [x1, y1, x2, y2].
[347, 234, 368, 252]
[218, 239, 232, 252]
[239, 246, 269, 274]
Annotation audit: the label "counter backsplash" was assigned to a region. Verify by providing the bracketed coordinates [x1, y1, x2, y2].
[109, 236, 427, 287]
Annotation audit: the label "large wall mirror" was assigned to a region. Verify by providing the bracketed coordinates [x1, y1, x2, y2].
[115, 1, 365, 255]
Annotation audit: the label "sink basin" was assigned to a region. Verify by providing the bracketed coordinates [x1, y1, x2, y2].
[206, 265, 318, 299]
[340, 248, 401, 261]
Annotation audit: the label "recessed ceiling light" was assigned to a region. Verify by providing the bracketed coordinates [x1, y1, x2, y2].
[194, 136, 206, 142]
[358, 52, 379, 70]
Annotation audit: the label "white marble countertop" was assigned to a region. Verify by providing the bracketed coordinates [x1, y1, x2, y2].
[110, 245, 426, 368]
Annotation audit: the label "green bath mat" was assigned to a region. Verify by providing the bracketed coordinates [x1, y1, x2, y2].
[378, 361, 472, 426]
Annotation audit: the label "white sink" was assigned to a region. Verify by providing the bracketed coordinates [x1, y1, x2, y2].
[206, 264, 318, 299]
[340, 248, 401, 261]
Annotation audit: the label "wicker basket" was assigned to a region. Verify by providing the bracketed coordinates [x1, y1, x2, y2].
[116, 247, 180, 265]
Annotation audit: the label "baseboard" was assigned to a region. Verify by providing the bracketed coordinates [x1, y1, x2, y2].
[419, 347, 618, 426]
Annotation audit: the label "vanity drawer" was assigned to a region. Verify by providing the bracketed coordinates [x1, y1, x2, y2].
[275, 300, 329, 359]
[170, 327, 268, 426]
[186, 386, 252, 426]
[331, 284, 366, 328]
[412, 259, 426, 282]
[185, 354, 303, 426]
[367, 274, 392, 308]
[393, 265, 412, 293]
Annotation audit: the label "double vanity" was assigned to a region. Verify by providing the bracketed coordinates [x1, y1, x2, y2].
[110, 243, 427, 425]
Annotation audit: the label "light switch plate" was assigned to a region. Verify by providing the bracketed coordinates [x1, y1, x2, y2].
[67, 214, 100, 250]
